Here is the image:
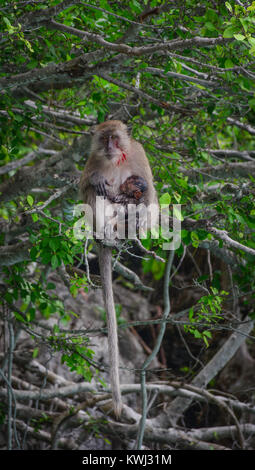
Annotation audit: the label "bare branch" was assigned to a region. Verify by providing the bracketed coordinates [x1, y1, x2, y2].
[105, 420, 229, 450]
[134, 238, 165, 263]
[181, 216, 255, 258]
[114, 260, 154, 292]
[47, 20, 227, 56]
[24, 99, 94, 127]
[0, 242, 30, 266]
[202, 148, 255, 161]
[0, 149, 54, 176]
[26, 181, 78, 214]
[0, 134, 88, 202]
[98, 72, 189, 114]
[206, 225, 255, 258]
[227, 116, 255, 135]
[143, 66, 217, 88]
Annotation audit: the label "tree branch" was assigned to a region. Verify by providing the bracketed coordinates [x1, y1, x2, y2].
[47, 20, 227, 56]
[227, 116, 255, 135]
[98, 72, 189, 114]
[181, 217, 255, 258]
[203, 148, 255, 161]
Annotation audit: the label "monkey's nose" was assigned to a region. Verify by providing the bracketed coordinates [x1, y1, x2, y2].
[108, 136, 115, 152]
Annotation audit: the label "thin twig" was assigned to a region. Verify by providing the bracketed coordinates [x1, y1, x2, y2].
[134, 238, 165, 263]
[0, 369, 20, 449]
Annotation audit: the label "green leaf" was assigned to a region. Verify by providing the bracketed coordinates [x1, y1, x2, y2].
[234, 33, 245, 41]
[223, 26, 237, 38]
[205, 22, 216, 31]
[225, 2, 232, 13]
[31, 213, 39, 222]
[51, 254, 59, 269]
[194, 330, 202, 339]
[247, 2, 255, 11]
[159, 193, 171, 205]
[23, 39, 34, 53]
[33, 348, 39, 358]
[27, 195, 34, 207]
[173, 205, 183, 221]
[14, 312, 26, 323]
[49, 238, 60, 250]
[3, 17, 15, 34]
[225, 58, 234, 68]
[30, 246, 38, 261]
[203, 330, 212, 338]
[248, 37, 255, 47]
[129, 0, 142, 13]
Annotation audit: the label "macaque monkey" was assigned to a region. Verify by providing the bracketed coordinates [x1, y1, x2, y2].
[80, 120, 158, 417]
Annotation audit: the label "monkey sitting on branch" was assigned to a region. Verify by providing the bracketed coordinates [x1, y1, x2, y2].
[80, 120, 158, 417]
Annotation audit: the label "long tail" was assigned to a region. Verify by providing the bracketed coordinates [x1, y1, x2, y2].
[98, 245, 122, 417]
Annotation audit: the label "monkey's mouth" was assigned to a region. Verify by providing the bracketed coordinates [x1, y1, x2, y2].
[104, 136, 127, 163]
[106, 149, 126, 162]
[105, 152, 117, 160]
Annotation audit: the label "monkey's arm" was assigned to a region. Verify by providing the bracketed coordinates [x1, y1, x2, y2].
[89, 171, 111, 197]
[80, 169, 111, 199]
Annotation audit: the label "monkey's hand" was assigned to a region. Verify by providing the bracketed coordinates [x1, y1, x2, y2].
[90, 171, 111, 197]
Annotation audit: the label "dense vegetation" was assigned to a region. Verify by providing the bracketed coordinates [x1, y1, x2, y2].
[1, 0, 255, 451]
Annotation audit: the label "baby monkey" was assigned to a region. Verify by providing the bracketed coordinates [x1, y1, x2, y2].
[107, 174, 148, 236]
[110, 174, 148, 205]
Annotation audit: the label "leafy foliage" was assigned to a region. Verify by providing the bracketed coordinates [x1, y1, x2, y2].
[1, 0, 255, 450]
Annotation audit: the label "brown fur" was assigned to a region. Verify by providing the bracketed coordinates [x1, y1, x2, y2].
[80, 120, 158, 417]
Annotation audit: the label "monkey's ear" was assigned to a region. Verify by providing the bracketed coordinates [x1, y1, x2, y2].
[126, 124, 132, 136]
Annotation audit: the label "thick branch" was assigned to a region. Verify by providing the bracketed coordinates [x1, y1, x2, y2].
[227, 116, 255, 135]
[0, 382, 95, 401]
[105, 421, 229, 450]
[0, 242, 30, 266]
[47, 20, 227, 56]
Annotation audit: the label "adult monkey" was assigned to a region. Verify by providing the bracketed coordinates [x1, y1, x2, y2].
[80, 120, 158, 417]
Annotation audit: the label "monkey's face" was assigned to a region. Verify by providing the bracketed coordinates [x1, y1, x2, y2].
[100, 131, 122, 160]
[91, 122, 130, 163]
